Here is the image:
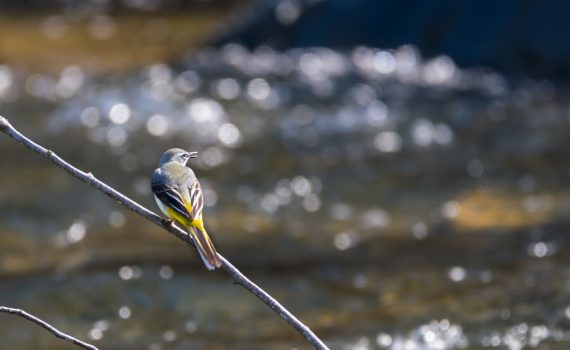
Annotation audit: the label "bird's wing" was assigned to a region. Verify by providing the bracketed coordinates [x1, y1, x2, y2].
[187, 180, 205, 219]
[152, 181, 193, 220]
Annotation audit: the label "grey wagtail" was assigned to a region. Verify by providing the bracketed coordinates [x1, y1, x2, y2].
[151, 148, 222, 270]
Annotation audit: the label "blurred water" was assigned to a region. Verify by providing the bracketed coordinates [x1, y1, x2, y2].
[2, 43, 570, 349]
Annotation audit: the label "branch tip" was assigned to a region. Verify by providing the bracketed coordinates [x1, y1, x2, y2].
[0, 116, 10, 130]
[0, 306, 99, 350]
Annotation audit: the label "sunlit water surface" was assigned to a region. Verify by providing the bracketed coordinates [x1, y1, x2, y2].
[1, 44, 570, 349]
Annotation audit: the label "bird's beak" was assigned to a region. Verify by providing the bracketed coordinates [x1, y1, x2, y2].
[186, 151, 198, 159]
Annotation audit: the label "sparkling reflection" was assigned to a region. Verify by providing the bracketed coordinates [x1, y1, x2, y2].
[374, 320, 468, 350]
[3, 36, 570, 350]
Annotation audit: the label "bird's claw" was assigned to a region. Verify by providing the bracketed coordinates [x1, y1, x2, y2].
[162, 218, 174, 227]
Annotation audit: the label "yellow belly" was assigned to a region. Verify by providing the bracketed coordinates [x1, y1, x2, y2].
[154, 195, 192, 226]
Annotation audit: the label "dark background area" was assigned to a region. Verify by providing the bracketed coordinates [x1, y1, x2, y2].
[213, 0, 570, 82]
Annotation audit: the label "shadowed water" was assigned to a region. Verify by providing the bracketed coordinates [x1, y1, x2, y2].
[1, 42, 570, 350]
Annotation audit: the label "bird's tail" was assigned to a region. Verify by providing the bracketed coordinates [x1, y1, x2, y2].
[188, 222, 222, 270]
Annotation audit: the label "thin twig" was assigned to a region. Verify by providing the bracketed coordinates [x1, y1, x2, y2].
[0, 116, 330, 350]
[0, 306, 99, 350]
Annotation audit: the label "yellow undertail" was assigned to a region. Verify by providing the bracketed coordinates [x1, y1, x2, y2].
[188, 222, 222, 270]
[165, 207, 222, 270]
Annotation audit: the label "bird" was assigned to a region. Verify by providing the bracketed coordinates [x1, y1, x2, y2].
[151, 148, 222, 270]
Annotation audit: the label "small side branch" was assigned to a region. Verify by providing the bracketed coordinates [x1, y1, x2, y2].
[0, 306, 99, 350]
[0, 116, 330, 350]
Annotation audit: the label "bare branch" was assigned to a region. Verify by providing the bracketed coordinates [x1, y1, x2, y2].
[0, 116, 330, 350]
[0, 306, 99, 350]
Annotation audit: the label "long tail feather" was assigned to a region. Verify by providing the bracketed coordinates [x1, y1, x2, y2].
[188, 225, 222, 270]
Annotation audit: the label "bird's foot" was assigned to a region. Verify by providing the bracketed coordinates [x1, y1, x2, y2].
[161, 218, 174, 227]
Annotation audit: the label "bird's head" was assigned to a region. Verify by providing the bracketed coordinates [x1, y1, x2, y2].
[159, 148, 198, 166]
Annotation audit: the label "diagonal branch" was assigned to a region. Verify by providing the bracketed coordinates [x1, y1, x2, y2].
[0, 306, 99, 350]
[0, 116, 330, 350]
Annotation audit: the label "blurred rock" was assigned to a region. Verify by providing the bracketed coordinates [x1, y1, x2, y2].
[213, 0, 570, 81]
